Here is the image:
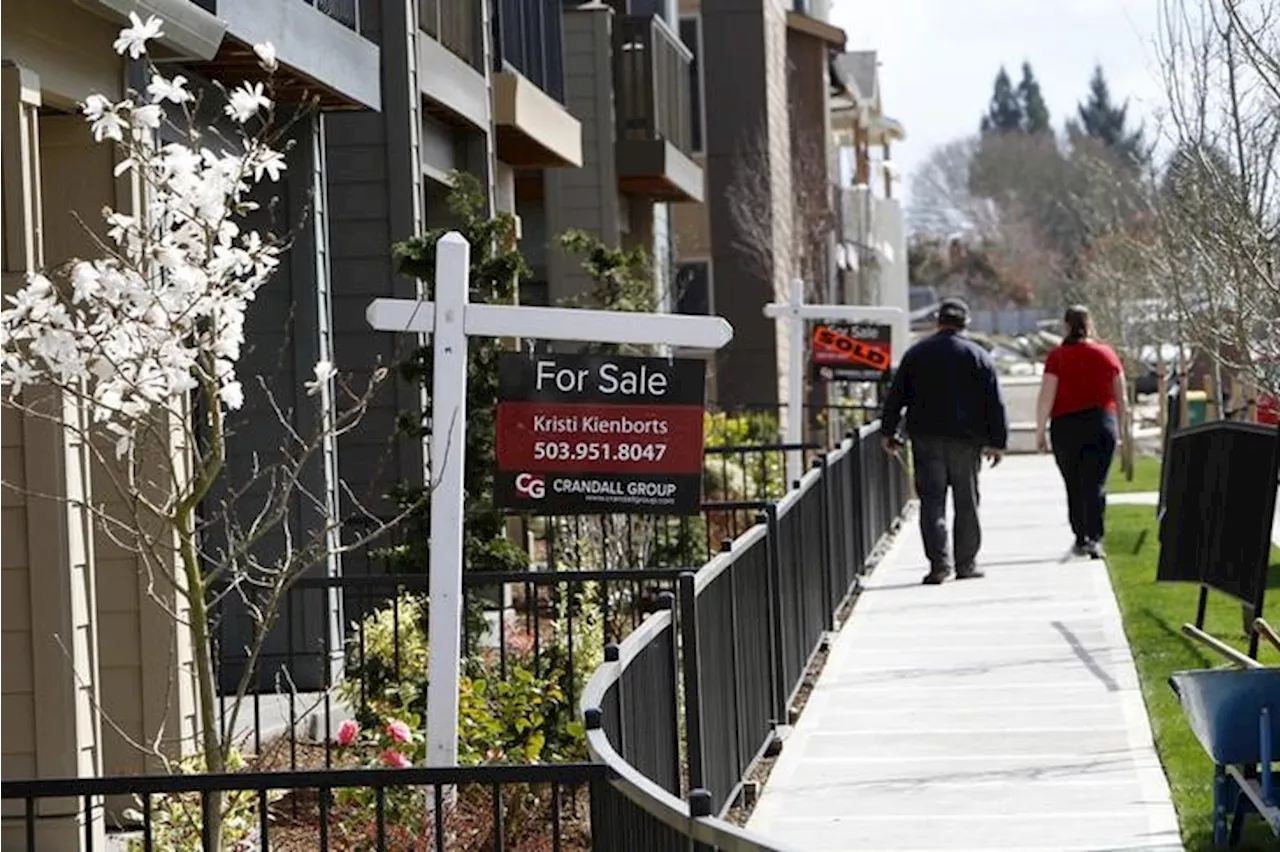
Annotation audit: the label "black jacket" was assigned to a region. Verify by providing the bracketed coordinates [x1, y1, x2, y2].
[880, 330, 1009, 449]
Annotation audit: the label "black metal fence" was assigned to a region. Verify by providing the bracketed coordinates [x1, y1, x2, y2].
[581, 421, 911, 849]
[1, 425, 910, 850]
[2, 763, 609, 852]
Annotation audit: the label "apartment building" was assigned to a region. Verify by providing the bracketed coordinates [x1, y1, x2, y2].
[671, 0, 848, 410]
[530, 1, 704, 314]
[830, 49, 910, 366]
[2, 0, 383, 845]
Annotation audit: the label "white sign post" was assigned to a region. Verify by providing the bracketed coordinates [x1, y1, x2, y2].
[366, 232, 733, 767]
[764, 277, 904, 483]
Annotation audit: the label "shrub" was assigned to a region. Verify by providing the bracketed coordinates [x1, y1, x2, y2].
[123, 750, 274, 852]
[340, 591, 596, 766]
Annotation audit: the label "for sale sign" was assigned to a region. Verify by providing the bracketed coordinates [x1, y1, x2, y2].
[811, 322, 892, 382]
[495, 353, 707, 515]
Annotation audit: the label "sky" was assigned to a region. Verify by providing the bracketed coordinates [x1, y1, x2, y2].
[829, 0, 1169, 206]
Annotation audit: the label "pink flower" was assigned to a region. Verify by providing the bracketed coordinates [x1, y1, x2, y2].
[385, 719, 411, 744]
[380, 749, 412, 769]
[335, 719, 359, 746]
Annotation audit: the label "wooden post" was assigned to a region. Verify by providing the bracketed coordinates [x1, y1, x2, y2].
[1122, 378, 1136, 480]
[1178, 348, 1191, 429]
[1227, 373, 1244, 421]
[1157, 363, 1168, 442]
[1205, 363, 1220, 421]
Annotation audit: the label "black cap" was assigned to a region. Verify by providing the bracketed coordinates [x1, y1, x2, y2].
[937, 298, 969, 327]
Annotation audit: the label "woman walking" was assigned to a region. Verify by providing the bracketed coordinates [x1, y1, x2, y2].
[1035, 306, 1128, 559]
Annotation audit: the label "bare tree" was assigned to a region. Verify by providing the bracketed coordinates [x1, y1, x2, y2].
[726, 124, 835, 301]
[908, 137, 1001, 238]
[1152, 0, 1280, 400]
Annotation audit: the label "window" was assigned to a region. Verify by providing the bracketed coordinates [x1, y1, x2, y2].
[679, 17, 704, 153]
[675, 261, 711, 315]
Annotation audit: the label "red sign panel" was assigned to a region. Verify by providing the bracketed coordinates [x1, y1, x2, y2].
[811, 323, 892, 382]
[495, 353, 707, 515]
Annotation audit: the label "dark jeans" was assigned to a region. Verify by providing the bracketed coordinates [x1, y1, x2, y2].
[912, 436, 983, 572]
[1050, 408, 1118, 544]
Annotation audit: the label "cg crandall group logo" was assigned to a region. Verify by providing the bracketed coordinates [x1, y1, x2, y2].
[513, 473, 546, 500]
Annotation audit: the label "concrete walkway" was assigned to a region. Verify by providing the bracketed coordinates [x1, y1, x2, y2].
[748, 455, 1183, 852]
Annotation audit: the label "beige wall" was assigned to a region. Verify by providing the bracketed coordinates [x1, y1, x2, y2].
[39, 113, 198, 776]
[1, 58, 105, 851]
[2, 0, 124, 111]
[3, 5, 197, 849]
[764, 0, 795, 410]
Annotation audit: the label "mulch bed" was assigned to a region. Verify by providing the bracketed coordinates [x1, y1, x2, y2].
[244, 738, 594, 851]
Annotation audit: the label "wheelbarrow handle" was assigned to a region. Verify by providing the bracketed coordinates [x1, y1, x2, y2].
[1181, 623, 1264, 669]
[1253, 618, 1280, 653]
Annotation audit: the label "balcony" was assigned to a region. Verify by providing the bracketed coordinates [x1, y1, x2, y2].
[418, 0, 480, 69]
[182, 0, 380, 109]
[416, 0, 489, 129]
[493, 0, 565, 102]
[490, 0, 582, 169]
[614, 15, 703, 203]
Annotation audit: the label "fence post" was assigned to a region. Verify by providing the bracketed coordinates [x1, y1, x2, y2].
[814, 456, 835, 630]
[603, 643, 624, 759]
[677, 573, 706, 797]
[722, 538, 746, 783]
[762, 506, 788, 726]
[657, 591, 680, 791]
[842, 436, 859, 592]
[848, 430, 866, 571]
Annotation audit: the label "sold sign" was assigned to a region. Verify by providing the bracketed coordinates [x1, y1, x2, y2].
[811, 322, 892, 382]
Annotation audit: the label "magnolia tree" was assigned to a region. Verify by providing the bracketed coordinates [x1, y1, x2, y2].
[0, 15, 413, 843]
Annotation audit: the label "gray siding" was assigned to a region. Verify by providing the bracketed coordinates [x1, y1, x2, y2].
[325, 0, 425, 583]
[214, 113, 340, 693]
[702, 0, 780, 407]
[545, 5, 621, 306]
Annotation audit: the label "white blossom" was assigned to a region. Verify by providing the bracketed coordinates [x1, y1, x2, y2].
[225, 83, 270, 124]
[252, 42, 279, 73]
[304, 360, 336, 397]
[147, 73, 191, 105]
[1, 15, 285, 453]
[112, 12, 164, 59]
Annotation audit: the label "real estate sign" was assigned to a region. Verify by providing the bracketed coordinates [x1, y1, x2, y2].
[495, 353, 707, 515]
[811, 322, 892, 382]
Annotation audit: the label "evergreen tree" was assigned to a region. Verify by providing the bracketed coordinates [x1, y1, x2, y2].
[980, 67, 1023, 135]
[1017, 62, 1051, 135]
[1070, 65, 1148, 167]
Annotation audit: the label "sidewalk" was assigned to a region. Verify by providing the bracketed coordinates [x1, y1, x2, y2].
[747, 455, 1183, 852]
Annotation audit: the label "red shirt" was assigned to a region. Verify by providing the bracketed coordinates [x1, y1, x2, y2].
[1044, 340, 1122, 419]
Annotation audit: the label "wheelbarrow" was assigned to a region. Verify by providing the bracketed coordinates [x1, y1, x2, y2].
[1169, 619, 1280, 847]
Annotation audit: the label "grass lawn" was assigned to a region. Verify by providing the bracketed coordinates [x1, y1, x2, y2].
[1105, 505, 1280, 851]
[1108, 453, 1163, 494]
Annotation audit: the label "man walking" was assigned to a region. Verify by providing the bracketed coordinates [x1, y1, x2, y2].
[880, 299, 1008, 584]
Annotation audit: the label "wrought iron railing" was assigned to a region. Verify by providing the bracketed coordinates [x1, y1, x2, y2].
[581, 422, 911, 846]
[614, 15, 695, 155]
[0, 427, 909, 850]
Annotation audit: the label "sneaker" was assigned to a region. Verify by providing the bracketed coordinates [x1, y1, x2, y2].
[1071, 539, 1089, 557]
[1086, 540, 1106, 560]
[922, 567, 951, 585]
[955, 565, 985, 580]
